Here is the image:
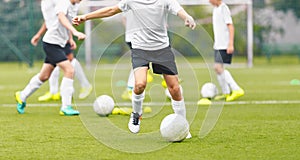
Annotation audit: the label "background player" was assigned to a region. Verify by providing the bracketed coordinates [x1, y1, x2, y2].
[15, 0, 85, 115]
[198, 0, 244, 105]
[31, 18, 92, 102]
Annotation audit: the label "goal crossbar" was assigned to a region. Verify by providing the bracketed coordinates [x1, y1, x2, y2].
[85, 0, 252, 6]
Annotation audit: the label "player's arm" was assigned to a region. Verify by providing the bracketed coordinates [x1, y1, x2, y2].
[31, 22, 47, 46]
[68, 31, 77, 50]
[227, 23, 234, 54]
[72, 5, 122, 25]
[121, 14, 127, 27]
[177, 9, 196, 30]
[57, 12, 86, 40]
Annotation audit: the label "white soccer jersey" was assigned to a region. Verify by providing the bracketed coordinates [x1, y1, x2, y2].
[67, 3, 79, 21]
[41, 0, 77, 48]
[123, 11, 134, 43]
[212, 2, 233, 50]
[118, 0, 183, 50]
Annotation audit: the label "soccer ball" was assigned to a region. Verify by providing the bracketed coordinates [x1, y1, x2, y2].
[93, 95, 115, 116]
[165, 85, 183, 99]
[160, 113, 189, 142]
[200, 82, 218, 98]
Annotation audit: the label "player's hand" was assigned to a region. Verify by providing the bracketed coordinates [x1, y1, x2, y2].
[73, 31, 86, 40]
[69, 39, 77, 50]
[72, 15, 87, 26]
[185, 15, 196, 30]
[31, 34, 40, 46]
[227, 45, 234, 54]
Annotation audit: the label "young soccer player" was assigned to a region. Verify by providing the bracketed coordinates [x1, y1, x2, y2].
[120, 12, 155, 101]
[121, 11, 139, 101]
[198, 0, 244, 105]
[73, 0, 195, 136]
[15, 0, 85, 115]
[31, 11, 92, 102]
[120, 12, 178, 101]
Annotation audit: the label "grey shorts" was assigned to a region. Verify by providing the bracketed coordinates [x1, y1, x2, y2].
[131, 46, 178, 75]
[214, 50, 232, 64]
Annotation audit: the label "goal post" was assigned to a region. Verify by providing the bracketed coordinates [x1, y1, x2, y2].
[82, 0, 253, 67]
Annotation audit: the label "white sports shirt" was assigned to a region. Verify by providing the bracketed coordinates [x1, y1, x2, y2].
[118, 0, 183, 51]
[123, 11, 134, 43]
[41, 0, 78, 48]
[212, 2, 233, 50]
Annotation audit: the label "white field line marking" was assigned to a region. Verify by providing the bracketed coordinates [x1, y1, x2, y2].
[2, 100, 300, 107]
[95, 63, 247, 70]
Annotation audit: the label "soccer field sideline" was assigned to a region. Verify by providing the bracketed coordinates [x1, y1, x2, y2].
[3, 99, 300, 108]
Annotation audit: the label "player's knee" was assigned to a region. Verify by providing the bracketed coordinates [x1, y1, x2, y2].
[169, 85, 180, 94]
[214, 66, 223, 74]
[134, 82, 146, 94]
[39, 74, 50, 82]
[168, 85, 181, 100]
[64, 67, 75, 78]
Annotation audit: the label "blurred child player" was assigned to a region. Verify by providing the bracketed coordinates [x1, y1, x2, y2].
[31, 19, 92, 102]
[198, 0, 244, 105]
[15, 0, 85, 115]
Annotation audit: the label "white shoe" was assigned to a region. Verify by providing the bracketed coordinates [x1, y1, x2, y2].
[186, 132, 192, 139]
[79, 85, 92, 99]
[128, 112, 141, 133]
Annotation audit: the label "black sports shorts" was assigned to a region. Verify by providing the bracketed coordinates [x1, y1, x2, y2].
[43, 42, 68, 67]
[214, 49, 232, 64]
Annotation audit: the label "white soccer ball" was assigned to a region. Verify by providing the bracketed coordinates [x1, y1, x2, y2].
[93, 95, 115, 116]
[160, 113, 189, 142]
[165, 85, 183, 99]
[200, 82, 218, 98]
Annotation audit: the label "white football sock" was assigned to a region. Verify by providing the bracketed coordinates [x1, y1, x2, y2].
[49, 67, 60, 94]
[171, 99, 186, 118]
[224, 69, 240, 91]
[20, 74, 43, 101]
[71, 58, 90, 88]
[217, 71, 231, 95]
[127, 69, 135, 91]
[132, 91, 145, 115]
[60, 77, 74, 109]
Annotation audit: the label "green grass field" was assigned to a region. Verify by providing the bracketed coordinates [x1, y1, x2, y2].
[0, 56, 299, 159]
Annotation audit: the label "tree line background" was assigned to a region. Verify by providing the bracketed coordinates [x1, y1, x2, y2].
[0, 0, 299, 66]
